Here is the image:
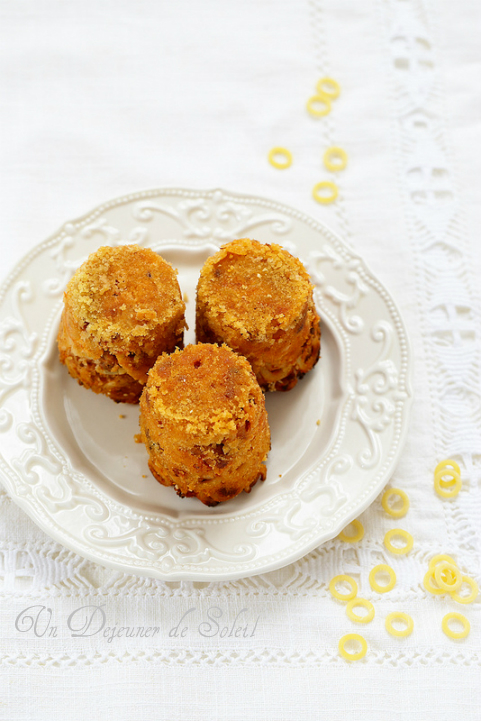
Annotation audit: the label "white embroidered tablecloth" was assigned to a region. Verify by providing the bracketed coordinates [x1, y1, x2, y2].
[0, 1, 480, 719]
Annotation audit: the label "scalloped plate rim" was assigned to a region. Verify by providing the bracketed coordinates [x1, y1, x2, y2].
[0, 186, 413, 581]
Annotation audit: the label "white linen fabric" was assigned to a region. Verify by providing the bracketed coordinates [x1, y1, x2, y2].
[0, 0, 480, 719]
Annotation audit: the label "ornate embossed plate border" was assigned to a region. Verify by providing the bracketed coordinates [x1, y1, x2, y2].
[0, 188, 412, 580]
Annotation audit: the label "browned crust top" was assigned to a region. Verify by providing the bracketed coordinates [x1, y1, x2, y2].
[64, 245, 185, 351]
[142, 343, 263, 442]
[196, 238, 313, 340]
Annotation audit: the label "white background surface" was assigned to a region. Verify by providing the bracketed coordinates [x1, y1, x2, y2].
[1, 1, 480, 719]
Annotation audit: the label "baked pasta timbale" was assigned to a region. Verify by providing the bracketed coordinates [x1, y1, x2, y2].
[196, 238, 321, 391]
[57, 245, 185, 403]
[139, 343, 270, 506]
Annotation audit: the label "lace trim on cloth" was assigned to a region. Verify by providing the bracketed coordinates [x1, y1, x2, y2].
[1, 648, 480, 669]
[308, 0, 352, 247]
[0, 527, 478, 600]
[378, 0, 481, 568]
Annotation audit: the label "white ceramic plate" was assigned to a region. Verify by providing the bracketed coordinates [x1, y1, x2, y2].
[0, 188, 412, 581]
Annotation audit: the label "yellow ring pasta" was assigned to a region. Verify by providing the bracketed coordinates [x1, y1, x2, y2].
[442, 612, 470, 640]
[338, 519, 364, 543]
[443, 567, 458, 585]
[312, 181, 338, 205]
[384, 528, 413, 555]
[434, 467, 461, 489]
[268, 147, 293, 170]
[369, 564, 396, 593]
[346, 598, 375, 624]
[306, 94, 332, 117]
[434, 459, 461, 477]
[338, 633, 368, 661]
[423, 569, 445, 595]
[385, 612, 414, 638]
[316, 77, 341, 99]
[324, 146, 348, 172]
[451, 576, 479, 605]
[429, 554, 457, 571]
[329, 574, 358, 601]
[434, 471, 461, 498]
[381, 488, 410, 518]
[434, 561, 463, 592]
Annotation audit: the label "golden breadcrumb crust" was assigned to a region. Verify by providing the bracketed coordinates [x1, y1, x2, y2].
[196, 238, 320, 391]
[139, 343, 271, 506]
[57, 245, 185, 403]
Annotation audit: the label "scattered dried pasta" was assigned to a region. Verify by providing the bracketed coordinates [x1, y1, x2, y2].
[451, 576, 479, 605]
[369, 564, 396, 593]
[346, 598, 375, 624]
[307, 78, 341, 117]
[338, 519, 364, 543]
[381, 488, 410, 518]
[434, 459, 460, 477]
[306, 78, 341, 118]
[384, 528, 413, 555]
[313, 181, 338, 205]
[329, 574, 358, 601]
[435, 470, 460, 489]
[434, 474, 461, 498]
[268, 147, 293, 169]
[434, 459, 462, 498]
[429, 553, 457, 570]
[316, 77, 341, 99]
[442, 612, 470, 640]
[423, 569, 445, 595]
[323, 146, 348, 172]
[385, 612, 414, 638]
[338, 633, 367, 661]
[424, 554, 478, 604]
[433, 561, 463, 592]
[306, 94, 332, 117]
